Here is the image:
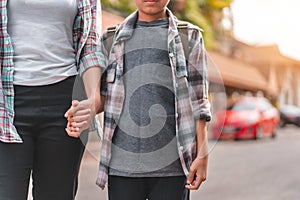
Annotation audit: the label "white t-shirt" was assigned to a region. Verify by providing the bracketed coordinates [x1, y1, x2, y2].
[8, 0, 78, 86]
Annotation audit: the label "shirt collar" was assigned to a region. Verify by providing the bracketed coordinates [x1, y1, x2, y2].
[115, 8, 179, 43]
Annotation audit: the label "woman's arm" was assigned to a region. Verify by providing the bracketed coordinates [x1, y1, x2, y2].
[65, 0, 104, 137]
[64, 67, 102, 137]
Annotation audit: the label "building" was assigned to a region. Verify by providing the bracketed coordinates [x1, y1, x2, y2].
[231, 40, 300, 106]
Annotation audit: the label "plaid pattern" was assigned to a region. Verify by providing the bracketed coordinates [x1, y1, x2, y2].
[96, 9, 211, 189]
[0, 0, 103, 143]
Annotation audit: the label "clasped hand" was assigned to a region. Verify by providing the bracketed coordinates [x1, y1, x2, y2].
[64, 98, 97, 137]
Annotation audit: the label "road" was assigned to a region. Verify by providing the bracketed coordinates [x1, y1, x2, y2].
[29, 126, 300, 199]
[190, 126, 300, 200]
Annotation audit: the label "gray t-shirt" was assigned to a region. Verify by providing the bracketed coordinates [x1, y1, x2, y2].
[8, 0, 78, 86]
[109, 18, 184, 177]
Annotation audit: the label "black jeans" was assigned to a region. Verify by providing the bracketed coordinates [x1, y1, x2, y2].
[108, 176, 190, 200]
[0, 76, 87, 200]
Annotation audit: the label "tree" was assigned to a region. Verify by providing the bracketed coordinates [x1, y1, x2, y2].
[101, 0, 234, 50]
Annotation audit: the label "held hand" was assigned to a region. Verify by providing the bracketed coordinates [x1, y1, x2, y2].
[185, 156, 208, 190]
[64, 98, 99, 137]
[64, 100, 85, 137]
[65, 120, 81, 138]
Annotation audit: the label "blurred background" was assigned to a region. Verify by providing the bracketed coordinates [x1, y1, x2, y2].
[61, 0, 300, 200]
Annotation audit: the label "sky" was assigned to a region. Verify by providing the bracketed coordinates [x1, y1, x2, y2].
[231, 0, 300, 60]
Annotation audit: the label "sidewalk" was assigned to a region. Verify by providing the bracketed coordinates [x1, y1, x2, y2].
[76, 131, 107, 200]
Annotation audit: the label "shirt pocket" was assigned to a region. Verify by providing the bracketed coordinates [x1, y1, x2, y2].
[100, 62, 116, 95]
[175, 59, 188, 78]
[106, 62, 117, 83]
[175, 65, 189, 94]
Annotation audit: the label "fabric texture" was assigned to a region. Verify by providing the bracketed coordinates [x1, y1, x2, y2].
[0, 76, 87, 200]
[108, 176, 189, 200]
[0, 0, 104, 143]
[109, 18, 184, 177]
[7, 0, 78, 86]
[97, 9, 211, 189]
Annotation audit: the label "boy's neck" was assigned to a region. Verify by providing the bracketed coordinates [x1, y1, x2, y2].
[137, 10, 168, 22]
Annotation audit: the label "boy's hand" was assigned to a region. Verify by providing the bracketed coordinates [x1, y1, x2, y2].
[64, 98, 98, 137]
[65, 120, 80, 138]
[185, 156, 208, 190]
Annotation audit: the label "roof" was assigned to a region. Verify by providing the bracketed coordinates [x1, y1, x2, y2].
[233, 39, 300, 66]
[207, 51, 270, 93]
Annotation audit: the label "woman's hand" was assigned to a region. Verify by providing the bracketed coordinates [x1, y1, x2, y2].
[64, 97, 100, 137]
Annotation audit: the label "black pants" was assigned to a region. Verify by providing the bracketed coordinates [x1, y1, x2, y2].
[108, 176, 190, 200]
[0, 76, 87, 200]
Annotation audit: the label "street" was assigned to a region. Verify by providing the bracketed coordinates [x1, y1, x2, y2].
[191, 126, 300, 200]
[27, 126, 300, 200]
[75, 125, 300, 200]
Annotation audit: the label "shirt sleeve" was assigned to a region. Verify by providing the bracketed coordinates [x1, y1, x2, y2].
[187, 27, 212, 121]
[78, 0, 105, 76]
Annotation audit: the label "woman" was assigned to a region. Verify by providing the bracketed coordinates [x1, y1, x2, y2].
[0, 0, 103, 199]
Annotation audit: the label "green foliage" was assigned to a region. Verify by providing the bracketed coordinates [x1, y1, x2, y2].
[101, 0, 135, 17]
[195, 0, 208, 7]
[181, 0, 216, 49]
[101, 0, 234, 50]
[208, 0, 233, 9]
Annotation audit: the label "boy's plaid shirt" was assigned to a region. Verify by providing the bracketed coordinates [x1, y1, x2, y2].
[97, 9, 212, 189]
[0, 0, 103, 143]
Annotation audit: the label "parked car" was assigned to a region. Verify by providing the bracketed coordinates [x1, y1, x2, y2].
[279, 105, 300, 127]
[212, 97, 279, 140]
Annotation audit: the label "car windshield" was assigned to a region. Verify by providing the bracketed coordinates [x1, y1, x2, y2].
[282, 105, 300, 115]
[227, 101, 257, 111]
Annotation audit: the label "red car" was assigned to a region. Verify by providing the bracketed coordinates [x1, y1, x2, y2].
[212, 97, 279, 140]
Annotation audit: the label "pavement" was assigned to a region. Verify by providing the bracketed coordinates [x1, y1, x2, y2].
[27, 126, 300, 200]
[76, 132, 106, 200]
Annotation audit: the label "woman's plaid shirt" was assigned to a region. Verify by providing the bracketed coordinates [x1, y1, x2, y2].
[0, 0, 103, 143]
[96, 9, 211, 189]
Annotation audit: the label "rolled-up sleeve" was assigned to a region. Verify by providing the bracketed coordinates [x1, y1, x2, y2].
[78, 0, 106, 76]
[187, 28, 211, 121]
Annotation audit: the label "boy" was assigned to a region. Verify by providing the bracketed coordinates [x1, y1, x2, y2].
[68, 0, 211, 199]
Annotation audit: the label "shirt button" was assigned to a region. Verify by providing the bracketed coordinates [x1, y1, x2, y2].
[175, 113, 179, 118]
[7, 91, 11, 96]
[5, 40, 10, 45]
[179, 146, 184, 151]
[7, 66, 10, 71]
[169, 52, 174, 57]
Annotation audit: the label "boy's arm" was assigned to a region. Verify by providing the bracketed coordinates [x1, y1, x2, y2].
[187, 27, 211, 122]
[185, 27, 211, 190]
[185, 120, 208, 190]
